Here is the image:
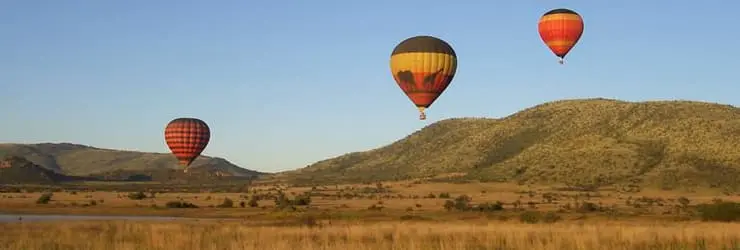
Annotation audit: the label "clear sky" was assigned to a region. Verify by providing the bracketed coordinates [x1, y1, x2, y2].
[1, 1, 738, 173]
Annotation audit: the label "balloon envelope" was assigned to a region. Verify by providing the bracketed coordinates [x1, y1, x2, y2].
[390, 35, 458, 120]
[164, 118, 210, 168]
[538, 8, 584, 64]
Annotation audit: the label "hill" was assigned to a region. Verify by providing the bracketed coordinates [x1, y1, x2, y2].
[0, 155, 93, 184]
[0, 143, 264, 180]
[287, 98, 740, 191]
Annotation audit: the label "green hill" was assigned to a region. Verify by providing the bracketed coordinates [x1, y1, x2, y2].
[0, 143, 264, 179]
[286, 98, 740, 191]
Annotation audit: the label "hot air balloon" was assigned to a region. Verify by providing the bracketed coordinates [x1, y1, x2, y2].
[390, 35, 457, 120]
[164, 118, 210, 173]
[538, 8, 584, 64]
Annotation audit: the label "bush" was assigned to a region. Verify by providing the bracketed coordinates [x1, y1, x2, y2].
[453, 195, 472, 211]
[542, 211, 562, 223]
[165, 201, 198, 208]
[36, 193, 53, 204]
[519, 211, 541, 224]
[475, 201, 504, 212]
[367, 204, 384, 211]
[217, 198, 234, 208]
[443, 200, 455, 211]
[128, 191, 147, 200]
[577, 202, 600, 213]
[274, 192, 312, 209]
[293, 194, 312, 206]
[697, 201, 740, 222]
[248, 197, 259, 207]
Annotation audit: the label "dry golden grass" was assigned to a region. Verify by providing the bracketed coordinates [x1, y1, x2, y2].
[2, 181, 740, 249]
[1, 182, 739, 219]
[2, 220, 740, 250]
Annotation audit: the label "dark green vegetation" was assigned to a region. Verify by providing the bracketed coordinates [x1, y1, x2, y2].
[0, 156, 95, 184]
[0, 144, 263, 184]
[287, 98, 740, 191]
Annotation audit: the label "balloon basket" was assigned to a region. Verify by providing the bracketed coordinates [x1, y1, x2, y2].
[417, 107, 427, 120]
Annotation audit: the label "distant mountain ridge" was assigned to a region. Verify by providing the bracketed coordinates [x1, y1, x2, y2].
[0, 143, 264, 180]
[285, 98, 740, 191]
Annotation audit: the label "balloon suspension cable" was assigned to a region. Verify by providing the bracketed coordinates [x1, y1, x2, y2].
[558, 57, 564, 65]
[417, 107, 427, 120]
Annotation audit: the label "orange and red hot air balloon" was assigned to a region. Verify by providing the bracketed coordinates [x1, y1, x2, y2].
[538, 8, 584, 64]
[390, 35, 458, 120]
[164, 117, 210, 173]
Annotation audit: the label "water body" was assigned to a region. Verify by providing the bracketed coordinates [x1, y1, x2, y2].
[0, 214, 187, 223]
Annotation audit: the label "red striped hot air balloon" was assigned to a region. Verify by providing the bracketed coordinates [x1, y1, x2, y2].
[164, 118, 210, 173]
[538, 8, 584, 64]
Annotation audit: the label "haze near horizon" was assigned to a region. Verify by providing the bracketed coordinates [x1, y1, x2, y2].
[1, 1, 738, 172]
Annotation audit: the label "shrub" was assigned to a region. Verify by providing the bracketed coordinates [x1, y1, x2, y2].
[367, 204, 384, 211]
[217, 198, 234, 208]
[165, 201, 198, 208]
[697, 201, 740, 222]
[128, 191, 147, 200]
[475, 201, 504, 212]
[542, 211, 562, 223]
[519, 211, 541, 224]
[453, 195, 472, 211]
[36, 193, 53, 204]
[248, 197, 259, 208]
[293, 194, 312, 206]
[578, 202, 600, 213]
[443, 200, 455, 211]
[678, 197, 691, 207]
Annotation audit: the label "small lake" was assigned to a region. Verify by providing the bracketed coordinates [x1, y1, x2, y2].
[0, 214, 186, 223]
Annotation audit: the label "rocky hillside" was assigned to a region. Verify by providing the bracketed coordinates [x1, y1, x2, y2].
[287, 98, 740, 190]
[0, 143, 264, 178]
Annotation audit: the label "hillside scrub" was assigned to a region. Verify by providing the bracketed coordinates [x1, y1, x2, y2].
[289, 99, 740, 190]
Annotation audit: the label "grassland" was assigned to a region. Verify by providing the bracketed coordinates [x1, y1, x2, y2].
[2, 180, 740, 249]
[1, 98, 740, 249]
[4, 220, 740, 250]
[2, 180, 739, 221]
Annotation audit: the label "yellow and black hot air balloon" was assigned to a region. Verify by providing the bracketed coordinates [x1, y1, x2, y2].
[390, 35, 458, 120]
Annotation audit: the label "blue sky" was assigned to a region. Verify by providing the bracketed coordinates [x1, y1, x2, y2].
[1, 1, 738, 173]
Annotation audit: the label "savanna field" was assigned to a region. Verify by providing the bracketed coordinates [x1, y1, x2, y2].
[2, 181, 740, 250]
[3, 0, 740, 248]
[4, 220, 740, 250]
